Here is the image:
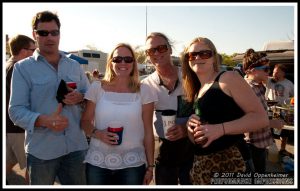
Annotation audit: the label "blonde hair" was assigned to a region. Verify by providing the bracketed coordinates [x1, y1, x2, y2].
[102, 43, 140, 92]
[181, 37, 221, 102]
[146, 32, 173, 52]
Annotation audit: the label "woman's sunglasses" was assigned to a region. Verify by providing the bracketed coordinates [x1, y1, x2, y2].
[112, 56, 134, 64]
[145, 45, 168, 56]
[254, 65, 270, 73]
[185, 50, 214, 61]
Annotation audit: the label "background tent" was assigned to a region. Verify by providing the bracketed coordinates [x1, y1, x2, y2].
[63, 51, 88, 64]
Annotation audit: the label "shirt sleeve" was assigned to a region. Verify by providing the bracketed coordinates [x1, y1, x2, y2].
[8, 61, 40, 133]
[79, 65, 91, 93]
[84, 81, 103, 104]
[140, 82, 158, 105]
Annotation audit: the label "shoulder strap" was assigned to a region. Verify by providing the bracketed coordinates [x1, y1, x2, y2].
[215, 71, 226, 82]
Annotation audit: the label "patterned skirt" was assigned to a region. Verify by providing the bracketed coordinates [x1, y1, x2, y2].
[190, 145, 246, 185]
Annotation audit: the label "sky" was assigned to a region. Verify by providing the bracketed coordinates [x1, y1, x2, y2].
[2, 2, 296, 57]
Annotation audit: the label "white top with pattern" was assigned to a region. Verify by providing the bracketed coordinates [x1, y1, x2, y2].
[84, 81, 156, 169]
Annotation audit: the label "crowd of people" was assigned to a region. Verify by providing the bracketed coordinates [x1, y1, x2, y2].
[6, 10, 294, 186]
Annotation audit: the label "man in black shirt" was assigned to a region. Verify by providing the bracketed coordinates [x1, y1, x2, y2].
[6, 34, 35, 184]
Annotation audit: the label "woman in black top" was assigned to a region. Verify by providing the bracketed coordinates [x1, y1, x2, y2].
[181, 37, 269, 184]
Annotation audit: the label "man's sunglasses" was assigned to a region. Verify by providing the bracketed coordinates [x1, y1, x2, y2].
[185, 50, 214, 61]
[112, 56, 134, 64]
[34, 30, 60, 37]
[145, 45, 168, 56]
[254, 65, 270, 73]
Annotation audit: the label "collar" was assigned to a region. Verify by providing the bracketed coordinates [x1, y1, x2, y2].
[32, 49, 65, 62]
[158, 75, 179, 95]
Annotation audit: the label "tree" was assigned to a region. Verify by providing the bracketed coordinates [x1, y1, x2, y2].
[134, 45, 147, 64]
[220, 53, 238, 67]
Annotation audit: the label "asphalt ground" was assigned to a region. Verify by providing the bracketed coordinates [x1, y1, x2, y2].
[6, 136, 294, 186]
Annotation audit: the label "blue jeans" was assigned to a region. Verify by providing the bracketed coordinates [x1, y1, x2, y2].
[27, 150, 86, 185]
[86, 163, 146, 185]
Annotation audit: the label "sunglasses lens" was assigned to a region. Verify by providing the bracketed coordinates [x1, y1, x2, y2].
[254, 65, 270, 72]
[36, 30, 49, 36]
[146, 48, 155, 56]
[50, 30, 60, 36]
[112, 57, 122, 63]
[124, 57, 133, 63]
[157, 45, 168, 53]
[199, 50, 213, 59]
[187, 50, 213, 61]
[112, 56, 133, 63]
[146, 45, 168, 56]
[186, 52, 197, 61]
[36, 30, 60, 36]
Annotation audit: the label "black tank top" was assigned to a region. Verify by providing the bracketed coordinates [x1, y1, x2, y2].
[194, 71, 244, 155]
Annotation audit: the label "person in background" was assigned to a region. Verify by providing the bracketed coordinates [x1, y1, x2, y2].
[183, 37, 269, 184]
[142, 32, 194, 185]
[81, 43, 156, 185]
[242, 48, 284, 173]
[8, 11, 89, 185]
[266, 64, 294, 105]
[265, 63, 294, 157]
[6, 34, 36, 184]
[85, 71, 93, 83]
[92, 69, 103, 81]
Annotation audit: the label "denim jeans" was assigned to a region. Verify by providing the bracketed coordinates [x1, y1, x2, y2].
[27, 150, 86, 185]
[86, 163, 146, 185]
[155, 160, 193, 185]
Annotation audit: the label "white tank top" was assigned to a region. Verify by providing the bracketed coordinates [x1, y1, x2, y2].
[84, 83, 148, 169]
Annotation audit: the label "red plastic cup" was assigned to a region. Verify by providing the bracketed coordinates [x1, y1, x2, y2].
[66, 82, 77, 90]
[107, 122, 124, 145]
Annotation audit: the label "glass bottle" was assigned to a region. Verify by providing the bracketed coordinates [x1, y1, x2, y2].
[194, 101, 208, 146]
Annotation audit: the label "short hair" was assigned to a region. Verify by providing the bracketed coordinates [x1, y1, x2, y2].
[274, 64, 287, 73]
[9, 34, 35, 56]
[32, 11, 61, 30]
[145, 32, 173, 54]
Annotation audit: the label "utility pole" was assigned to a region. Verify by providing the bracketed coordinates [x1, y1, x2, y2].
[146, 5, 148, 38]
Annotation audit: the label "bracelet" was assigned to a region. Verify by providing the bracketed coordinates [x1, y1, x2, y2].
[91, 128, 97, 137]
[222, 123, 225, 135]
[147, 164, 155, 169]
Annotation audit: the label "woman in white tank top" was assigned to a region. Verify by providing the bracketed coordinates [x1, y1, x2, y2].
[81, 43, 157, 185]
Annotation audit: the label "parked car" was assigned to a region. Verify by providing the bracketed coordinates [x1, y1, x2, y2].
[233, 63, 245, 77]
[220, 64, 233, 72]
